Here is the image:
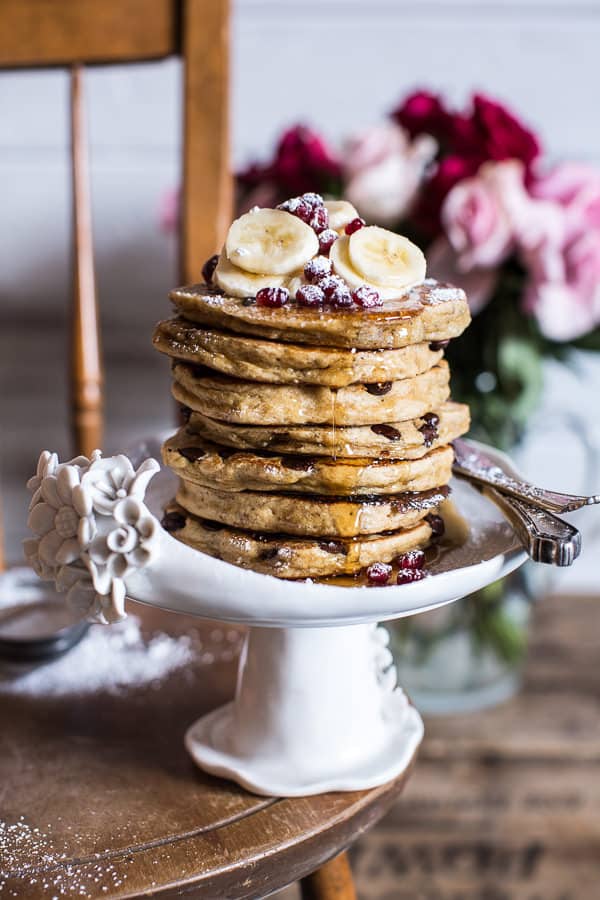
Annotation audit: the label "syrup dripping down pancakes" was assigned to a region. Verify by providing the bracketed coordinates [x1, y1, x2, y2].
[154, 194, 471, 583]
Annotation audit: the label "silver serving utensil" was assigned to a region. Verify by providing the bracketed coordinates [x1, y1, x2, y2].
[482, 486, 581, 566]
[453, 438, 600, 514]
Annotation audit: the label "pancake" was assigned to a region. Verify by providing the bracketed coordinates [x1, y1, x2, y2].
[169, 280, 471, 350]
[183, 401, 470, 459]
[175, 480, 449, 537]
[153, 317, 445, 387]
[162, 505, 433, 579]
[163, 430, 454, 496]
[171, 360, 450, 426]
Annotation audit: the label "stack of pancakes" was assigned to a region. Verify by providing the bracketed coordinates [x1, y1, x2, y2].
[154, 277, 471, 582]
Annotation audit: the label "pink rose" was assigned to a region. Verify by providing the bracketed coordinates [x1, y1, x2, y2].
[532, 162, 600, 240]
[343, 123, 437, 226]
[524, 231, 600, 341]
[441, 161, 525, 270]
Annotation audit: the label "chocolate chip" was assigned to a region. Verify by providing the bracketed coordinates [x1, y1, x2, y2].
[371, 424, 401, 441]
[281, 455, 317, 472]
[426, 513, 445, 538]
[242, 297, 256, 307]
[259, 547, 280, 561]
[162, 512, 186, 533]
[419, 425, 438, 448]
[179, 405, 192, 423]
[200, 519, 224, 532]
[429, 339, 450, 351]
[318, 541, 348, 555]
[179, 446, 207, 462]
[419, 412, 440, 448]
[365, 382, 393, 396]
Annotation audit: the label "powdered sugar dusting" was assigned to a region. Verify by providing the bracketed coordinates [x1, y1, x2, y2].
[0, 816, 138, 897]
[0, 615, 242, 698]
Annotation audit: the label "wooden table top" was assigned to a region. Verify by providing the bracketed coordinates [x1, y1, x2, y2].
[0, 603, 412, 900]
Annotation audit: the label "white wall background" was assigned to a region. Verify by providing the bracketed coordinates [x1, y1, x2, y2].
[1, 0, 599, 585]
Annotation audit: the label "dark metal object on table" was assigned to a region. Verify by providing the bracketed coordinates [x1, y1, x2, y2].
[0, 567, 89, 663]
[452, 438, 590, 566]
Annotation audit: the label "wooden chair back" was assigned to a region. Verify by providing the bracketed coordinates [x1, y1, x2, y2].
[0, 0, 232, 457]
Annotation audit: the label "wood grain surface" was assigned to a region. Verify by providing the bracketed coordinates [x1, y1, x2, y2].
[0, 0, 177, 68]
[0, 604, 413, 899]
[349, 593, 600, 900]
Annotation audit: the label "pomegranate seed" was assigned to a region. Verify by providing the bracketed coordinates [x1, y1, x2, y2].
[321, 276, 353, 308]
[331, 289, 353, 309]
[318, 228, 338, 254]
[278, 197, 312, 224]
[310, 206, 329, 233]
[396, 549, 426, 570]
[366, 562, 392, 585]
[426, 514, 445, 538]
[345, 217, 366, 235]
[352, 285, 382, 308]
[201, 254, 219, 285]
[301, 192, 324, 208]
[256, 287, 289, 308]
[397, 568, 428, 585]
[320, 275, 345, 299]
[304, 256, 332, 283]
[296, 284, 325, 307]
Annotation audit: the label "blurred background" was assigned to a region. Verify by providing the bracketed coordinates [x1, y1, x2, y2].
[1, 2, 599, 897]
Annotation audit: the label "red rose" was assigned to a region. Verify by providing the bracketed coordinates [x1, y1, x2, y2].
[457, 93, 542, 169]
[269, 125, 342, 196]
[237, 125, 342, 202]
[391, 90, 453, 142]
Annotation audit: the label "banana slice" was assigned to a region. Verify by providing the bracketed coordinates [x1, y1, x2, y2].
[330, 235, 419, 300]
[324, 199, 359, 233]
[214, 251, 286, 298]
[348, 226, 426, 288]
[225, 208, 319, 276]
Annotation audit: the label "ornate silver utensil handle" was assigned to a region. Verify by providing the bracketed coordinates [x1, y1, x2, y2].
[453, 438, 600, 514]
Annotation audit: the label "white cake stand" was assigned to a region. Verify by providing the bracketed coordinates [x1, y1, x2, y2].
[24, 440, 527, 797]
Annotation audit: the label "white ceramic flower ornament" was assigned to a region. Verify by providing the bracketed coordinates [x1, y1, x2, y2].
[24, 450, 160, 624]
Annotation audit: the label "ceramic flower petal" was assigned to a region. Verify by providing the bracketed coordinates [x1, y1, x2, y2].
[72, 483, 93, 518]
[40, 476, 62, 510]
[55, 536, 82, 566]
[57, 465, 81, 505]
[128, 458, 160, 499]
[28, 501, 56, 536]
[38, 529, 63, 565]
[78, 515, 96, 548]
[106, 525, 138, 555]
[114, 497, 142, 528]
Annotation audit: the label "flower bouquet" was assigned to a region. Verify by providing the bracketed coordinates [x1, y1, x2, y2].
[238, 92, 600, 449]
[236, 92, 600, 709]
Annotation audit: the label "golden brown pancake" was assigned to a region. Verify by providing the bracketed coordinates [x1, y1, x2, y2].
[182, 401, 470, 460]
[169, 280, 471, 350]
[171, 360, 450, 426]
[163, 429, 454, 496]
[153, 317, 444, 387]
[163, 504, 433, 579]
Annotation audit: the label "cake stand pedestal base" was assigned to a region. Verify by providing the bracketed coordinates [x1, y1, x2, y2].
[185, 623, 424, 797]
